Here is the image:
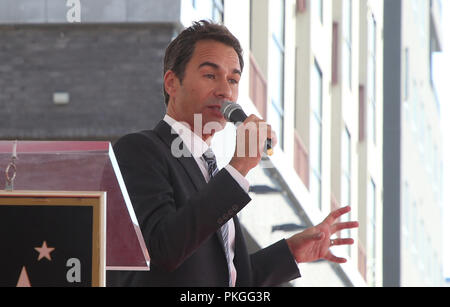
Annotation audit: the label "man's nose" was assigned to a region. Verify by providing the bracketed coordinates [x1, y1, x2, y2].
[214, 78, 232, 100]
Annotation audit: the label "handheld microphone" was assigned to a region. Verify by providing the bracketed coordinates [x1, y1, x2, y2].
[220, 101, 273, 156]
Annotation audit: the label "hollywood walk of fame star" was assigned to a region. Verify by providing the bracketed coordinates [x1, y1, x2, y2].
[34, 241, 55, 261]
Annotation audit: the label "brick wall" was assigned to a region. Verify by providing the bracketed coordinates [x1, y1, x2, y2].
[0, 24, 173, 140]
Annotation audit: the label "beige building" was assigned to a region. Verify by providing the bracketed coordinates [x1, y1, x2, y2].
[355, 1, 384, 287]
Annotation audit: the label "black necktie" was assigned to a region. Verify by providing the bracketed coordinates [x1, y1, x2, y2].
[202, 148, 232, 286]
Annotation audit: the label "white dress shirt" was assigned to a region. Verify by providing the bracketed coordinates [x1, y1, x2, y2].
[163, 114, 250, 287]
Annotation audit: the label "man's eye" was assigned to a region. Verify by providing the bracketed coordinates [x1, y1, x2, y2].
[229, 79, 239, 85]
[204, 74, 215, 79]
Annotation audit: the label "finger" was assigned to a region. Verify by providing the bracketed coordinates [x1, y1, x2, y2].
[324, 251, 347, 264]
[330, 238, 354, 246]
[324, 206, 351, 225]
[246, 114, 262, 123]
[331, 221, 359, 234]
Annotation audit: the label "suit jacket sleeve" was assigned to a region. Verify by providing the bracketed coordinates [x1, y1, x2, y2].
[113, 132, 252, 272]
[250, 239, 301, 286]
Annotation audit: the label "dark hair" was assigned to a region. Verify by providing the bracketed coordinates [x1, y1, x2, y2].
[163, 20, 244, 106]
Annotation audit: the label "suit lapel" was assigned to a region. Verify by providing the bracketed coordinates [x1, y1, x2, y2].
[153, 120, 206, 191]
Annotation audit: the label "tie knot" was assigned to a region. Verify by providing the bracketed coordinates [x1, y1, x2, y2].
[202, 148, 216, 163]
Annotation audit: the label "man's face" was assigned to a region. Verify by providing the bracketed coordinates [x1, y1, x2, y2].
[165, 40, 241, 140]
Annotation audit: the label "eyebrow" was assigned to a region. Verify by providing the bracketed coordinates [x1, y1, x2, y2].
[198, 61, 242, 76]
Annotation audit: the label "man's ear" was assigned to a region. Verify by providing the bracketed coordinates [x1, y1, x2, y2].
[164, 70, 179, 100]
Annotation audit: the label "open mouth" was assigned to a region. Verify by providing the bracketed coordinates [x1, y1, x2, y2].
[207, 105, 221, 111]
[206, 105, 224, 118]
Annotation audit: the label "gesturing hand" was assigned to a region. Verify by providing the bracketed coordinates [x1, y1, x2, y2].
[286, 206, 359, 264]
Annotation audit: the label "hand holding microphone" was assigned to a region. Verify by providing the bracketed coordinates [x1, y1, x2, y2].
[221, 101, 277, 176]
[221, 101, 274, 156]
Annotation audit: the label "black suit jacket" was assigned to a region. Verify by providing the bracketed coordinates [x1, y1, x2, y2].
[106, 120, 300, 287]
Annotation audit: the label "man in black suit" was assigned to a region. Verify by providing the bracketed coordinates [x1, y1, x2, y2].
[107, 20, 358, 287]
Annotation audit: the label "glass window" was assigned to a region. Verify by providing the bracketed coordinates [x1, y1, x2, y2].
[310, 169, 322, 213]
[419, 220, 425, 271]
[341, 127, 351, 255]
[341, 127, 351, 207]
[434, 144, 439, 185]
[272, 0, 285, 44]
[367, 14, 377, 144]
[212, 0, 224, 23]
[193, 0, 224, 23]
[411, 84, 418, 133]
[367, 178, 376, 286]
[342, 0, 352, 90]
[404, 48, 410, 124]
[404, 48, 409, 101]
[419, 102, 425, 159]
[310, 115, 322, 208]
[368, 97, 376, 145]
[310, 60, 323, 210]
[403, 182, 410, 239]
[270, 0, 285, 149]
[311, 61, 323, 118]
[272, 43, 284, 111]
[311, 0, 323, 24]
[412, 201, 418, 254]
[310, 115, 322, 175]
[412, 0, 425, 41]
[413, 88, 419, 132]
[426, 126, 432, 173]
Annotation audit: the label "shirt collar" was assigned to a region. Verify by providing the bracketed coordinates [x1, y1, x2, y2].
[163, 114, 210, 158]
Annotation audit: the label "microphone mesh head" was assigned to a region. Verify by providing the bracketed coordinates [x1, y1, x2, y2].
[220, 101, 241, 121]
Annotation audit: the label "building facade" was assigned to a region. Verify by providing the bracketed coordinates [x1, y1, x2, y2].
[383, 0, 444, 286]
